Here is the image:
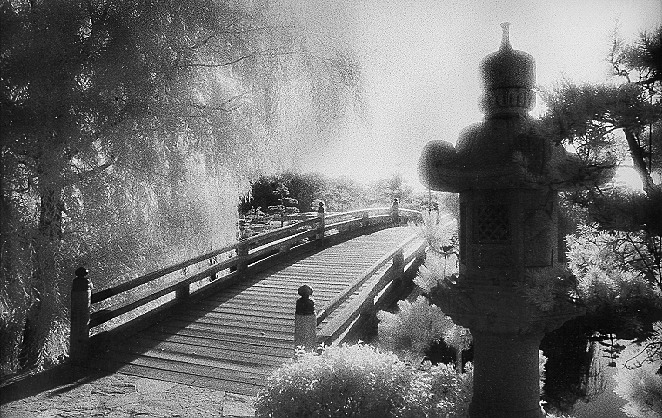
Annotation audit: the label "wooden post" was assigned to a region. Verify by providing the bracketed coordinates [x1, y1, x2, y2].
[315, 202, 325, 242]
[391, 249, 405, 291]
[176, 284, 190, 300]
[236, 242, 249, 274]
[393, 249, 404, 277]
[70, 267, 91, 364]
[294, 285, 316, 352]
[279, 242, 291, 254]
[391, 198, 400, 225]
[361, 210, 369, 228]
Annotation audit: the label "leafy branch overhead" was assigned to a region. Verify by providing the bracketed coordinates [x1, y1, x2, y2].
[539, 27, 662, 240]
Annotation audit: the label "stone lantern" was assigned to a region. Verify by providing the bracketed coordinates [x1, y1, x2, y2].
[418, 23, 584, 418]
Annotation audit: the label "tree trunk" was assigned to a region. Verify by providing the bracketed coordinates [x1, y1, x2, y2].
[624, 129, 657, 196]
[456, 347, 463, 373]
[624, 128, 662, 237]
[19, 184, 64, 370]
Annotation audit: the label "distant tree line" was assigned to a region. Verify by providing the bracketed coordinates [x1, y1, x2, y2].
[238, 171, 420, 215]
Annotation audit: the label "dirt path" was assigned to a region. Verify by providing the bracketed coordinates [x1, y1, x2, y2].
[1, 366, 256, 417]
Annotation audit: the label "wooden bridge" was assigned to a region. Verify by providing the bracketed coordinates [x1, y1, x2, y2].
[70, 207, 442, 396]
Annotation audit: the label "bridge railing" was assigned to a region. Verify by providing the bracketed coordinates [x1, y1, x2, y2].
[69, 205, 422, 362]
[294, 230, 431, 349]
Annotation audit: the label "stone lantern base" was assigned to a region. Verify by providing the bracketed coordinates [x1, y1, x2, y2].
[429, 281, 585, 418]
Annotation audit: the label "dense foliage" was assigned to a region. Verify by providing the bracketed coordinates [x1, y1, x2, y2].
[540, 27, 661, 299]
[566, 224, 661, 309]
[377, 296, 470, 367]
[0, 0, 362, 375]
[254, 344, 473, 418]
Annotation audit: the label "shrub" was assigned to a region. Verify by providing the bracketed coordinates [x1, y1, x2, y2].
[255, 343, 472, 418]
[377, 296, 471, 370]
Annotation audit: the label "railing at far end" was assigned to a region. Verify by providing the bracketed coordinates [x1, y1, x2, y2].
[69, 203, 423, 364]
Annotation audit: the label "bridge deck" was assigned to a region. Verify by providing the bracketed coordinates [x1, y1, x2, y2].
[88, 226, 422, 395]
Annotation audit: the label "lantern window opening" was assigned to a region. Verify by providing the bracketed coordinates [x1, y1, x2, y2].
[474, 204, 510, 242]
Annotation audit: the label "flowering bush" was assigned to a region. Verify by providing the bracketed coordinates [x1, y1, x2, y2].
[377, 297, 458, 359]
[255, 343, 473, 418]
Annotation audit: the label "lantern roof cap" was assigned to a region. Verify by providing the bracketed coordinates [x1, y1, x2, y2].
[480, 23, 536, 91]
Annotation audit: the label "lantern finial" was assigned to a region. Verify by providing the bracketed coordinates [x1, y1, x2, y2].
[500, 22, 512, 50]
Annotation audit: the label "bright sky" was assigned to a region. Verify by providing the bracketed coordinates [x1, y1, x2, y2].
[293, 0, 661, 188]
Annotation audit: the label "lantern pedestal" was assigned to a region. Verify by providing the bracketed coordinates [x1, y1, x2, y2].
[470, 331, 543, 418]
[429, 282, 584, 418]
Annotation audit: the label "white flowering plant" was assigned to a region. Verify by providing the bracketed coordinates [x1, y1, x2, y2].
[377, 296, 463, 363]
[255, 343, 473, 418]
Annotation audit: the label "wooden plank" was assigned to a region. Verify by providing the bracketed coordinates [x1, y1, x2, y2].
[139, 330, 293, 358]
[167, 315, 293, 335]
[172, 310, 292, 326]
[150, 325, 293, 350]
[103, 347, 272, 380]
[90, 358, 262, 395]
[121, 337, 289, 367]
[91, 353, 269, 394]
[158, 320, 293, 341]
[178, 304, 294, 318]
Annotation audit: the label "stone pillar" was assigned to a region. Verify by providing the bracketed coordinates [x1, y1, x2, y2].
[294, 285, 316, 351]
[70, 267, 91, 364]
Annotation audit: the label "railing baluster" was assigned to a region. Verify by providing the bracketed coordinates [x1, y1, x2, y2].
[391, 198, 400, 224]
[315, 202, 325, 243]
[236, 241, 249, 273]
[176, 284, 190, 300]
[392, 248, 404, 282]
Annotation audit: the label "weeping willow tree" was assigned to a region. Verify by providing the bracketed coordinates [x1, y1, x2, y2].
[0, 0, 363, 374]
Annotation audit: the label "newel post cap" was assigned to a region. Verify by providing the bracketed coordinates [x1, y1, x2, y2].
[72, 267, 91, 291]
[296, 285, 315, 315]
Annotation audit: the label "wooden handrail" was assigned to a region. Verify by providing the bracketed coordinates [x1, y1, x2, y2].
[70, 207, 424, 360]
[91, 243, 237, 304]
[316, 234, 419, 325]
[292, 229, 427, 352]
[313, 232, 428, 346]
